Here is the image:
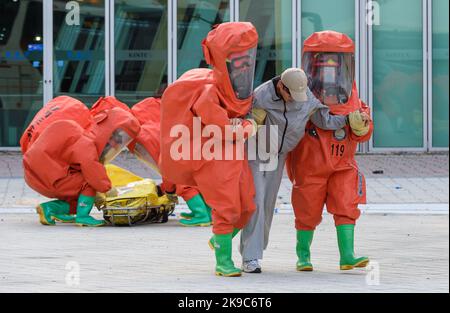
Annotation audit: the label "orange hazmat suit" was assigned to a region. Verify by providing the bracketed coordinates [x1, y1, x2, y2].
[160, 22, 259, 234]
[129, 97, 200, 201]
[20, 96, 93, 154]
[91, 96, 200, 202]
[23, 104, 140, 214]
[287, 31, 374, 231]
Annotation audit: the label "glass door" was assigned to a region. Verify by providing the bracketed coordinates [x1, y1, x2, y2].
[52, 0, 106, 107]
[301, 0, 356, 42]
[430, 0, 449, 149]
[370, 0, 425, 150]
[177, 0, 230, 78]
[239, 0, 293, 88]
[114, 0, 169, 106]
[0, 0, 44, 147]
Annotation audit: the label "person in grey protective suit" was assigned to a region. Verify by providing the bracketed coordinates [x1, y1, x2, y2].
[240, 68, 351, 273]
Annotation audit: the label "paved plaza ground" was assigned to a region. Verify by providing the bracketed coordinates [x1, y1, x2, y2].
[0, 152, 448, 293]
[0, 214, 448, 293]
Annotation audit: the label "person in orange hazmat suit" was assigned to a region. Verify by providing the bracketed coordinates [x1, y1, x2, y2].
[91, 96, 213, 227]
[129, 97, 213, 227]
[23, 100, 141, 227]
[286, 31, 373, 272]
[20, 96, 93, 155]
[160, 22, 259, 277]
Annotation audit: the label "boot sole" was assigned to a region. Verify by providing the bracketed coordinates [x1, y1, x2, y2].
[52, 216, 76, 224]
[297, 266, 313, 272]
[180, 222, 212, 227]
[340, 259, 370, 271]
[243, 268, 262, 274]
[76, 223, 105, 228]
[215, 272, 242, 277]
[36, 206, 55, 226]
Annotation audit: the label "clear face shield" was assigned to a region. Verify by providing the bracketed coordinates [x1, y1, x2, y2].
[100, 129, 133, 164]
[226, 47, 257, 100]
[302, 52, 355, 106]
[133, 143, 161, 176]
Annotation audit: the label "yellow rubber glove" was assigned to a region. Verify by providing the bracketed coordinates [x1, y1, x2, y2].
[349, 110, 370, 137]
[252, 108, 267, 126]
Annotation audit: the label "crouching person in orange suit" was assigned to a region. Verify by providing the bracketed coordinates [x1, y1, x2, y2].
[129, 97, 212, 227]
[160, 22, 259, 277]
[286, 31, 374, 271]
[90, 96, 212, 227]
[22, 96, 140, 227]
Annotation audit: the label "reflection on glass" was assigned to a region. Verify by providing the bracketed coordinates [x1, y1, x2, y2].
[53, 0, 105, 106]
[0, 0, 43, 147]
[372, 0, 423, 148]
[301, 0, 355, 42]
[240, 0, 292, 87]
[115, 0, 168, 105]
[432, 0, 449, 148]
[177, 0, 230, 78]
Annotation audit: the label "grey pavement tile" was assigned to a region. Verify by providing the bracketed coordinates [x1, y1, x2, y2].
[0, 214, 447, 293]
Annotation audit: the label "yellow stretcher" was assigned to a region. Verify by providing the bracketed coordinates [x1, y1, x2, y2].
[95, 164, 177, 226]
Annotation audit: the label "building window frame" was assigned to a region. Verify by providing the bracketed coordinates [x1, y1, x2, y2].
[367, 0, 429, 152]
[427, 0, 449, 152]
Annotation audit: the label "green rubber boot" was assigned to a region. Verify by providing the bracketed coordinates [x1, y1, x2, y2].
[36, 201, 56, 226]
[179, 194, 212, 227]
[75, 195, 105, 227]
[337, 224, 369, 270]
[36, 200, 75, 225]
[209, 228, 240, 251]
[180, 204, 212, 220]
[296, 230, 314, 272]
[213, 233, 241, 277]
[179, 211, 195, 219]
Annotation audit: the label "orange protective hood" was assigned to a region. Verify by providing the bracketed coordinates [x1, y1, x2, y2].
[303, 30, 354, 53]
[131, 97, 161, 126]
[90, 96, 132, 116]
[20, 96, 93, 154]
[202, 22, 258, 116]
[128, 97, 161, 159]
[87, 107, 141, 157]
[303, 30, 359, 114]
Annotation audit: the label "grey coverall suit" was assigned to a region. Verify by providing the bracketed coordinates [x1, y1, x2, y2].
[240, 77, 348, 262]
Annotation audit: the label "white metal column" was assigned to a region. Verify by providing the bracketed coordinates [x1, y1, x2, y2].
[231, 0, 239, 22]
[105, 0, 114, 96]
[419, 0, 431, 151]
[298, 0, 302, 68]
[292, 0, 300, 68]
[230, 0, 235, 21]
[43, 0, 53, 104]
[168, 0, 178, 83]
[358, 0, 369, 153]
[422, 0, 429, 151]
[427, 0, 433, 151]
[426, 0, 447, 152]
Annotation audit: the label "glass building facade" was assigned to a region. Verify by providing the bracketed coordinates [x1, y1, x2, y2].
[0, 0, 448, 151]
